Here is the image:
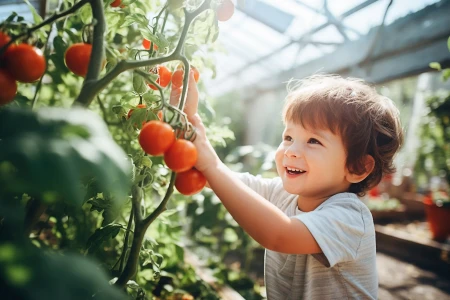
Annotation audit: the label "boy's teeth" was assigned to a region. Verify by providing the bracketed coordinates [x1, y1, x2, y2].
[287, 167, 304, 172]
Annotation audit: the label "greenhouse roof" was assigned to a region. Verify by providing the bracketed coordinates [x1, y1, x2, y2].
[0, 0, 444, 98]
[206, 0, 442, 97]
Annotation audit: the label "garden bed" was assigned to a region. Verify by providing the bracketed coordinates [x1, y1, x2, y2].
[375, 221, 450, 276]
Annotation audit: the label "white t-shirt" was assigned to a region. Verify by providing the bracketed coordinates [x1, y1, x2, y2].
[237, 173, 378, 300]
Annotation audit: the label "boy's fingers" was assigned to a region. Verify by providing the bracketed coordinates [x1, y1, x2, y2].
[184, 71, 199, 117]
[169, 86, 182, 106]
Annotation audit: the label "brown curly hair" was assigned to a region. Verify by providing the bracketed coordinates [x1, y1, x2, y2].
[282, 74, 404, 196]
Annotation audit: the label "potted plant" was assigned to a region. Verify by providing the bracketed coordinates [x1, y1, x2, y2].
[414, 40, 450, 241]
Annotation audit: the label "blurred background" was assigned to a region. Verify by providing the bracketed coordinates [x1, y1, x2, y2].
[1, 0, 449, 299]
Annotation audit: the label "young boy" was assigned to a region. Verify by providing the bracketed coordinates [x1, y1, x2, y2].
[175, 73, 403, 299]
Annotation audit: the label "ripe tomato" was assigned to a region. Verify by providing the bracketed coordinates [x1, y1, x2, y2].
[164, 139, 197, 173]
[157, 110, 163, 120]
[64, 43, 92, 77]
[0, 32, 11, 60]
[148, 65, 172, 90]
[175, 168, 207, 195]
[0, 69, 17, 106]
[171, 66, 199, 88]
[171, 69, 184, 88]
[142, 39, 158, 51]
[139, 120, 175, 156]
[217, 0, 235, 22]
[110, 0, 121, 7]
[127, 103, 147, 119]
[5, 44, 46, 83]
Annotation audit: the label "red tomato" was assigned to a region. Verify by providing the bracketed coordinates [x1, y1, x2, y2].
[0, 68, 17, 106]
[64, 43, 92, 77]
[110, 0, 121, 7]
[0, 32, 11, 60]
[171, 69, 184, 88]
[157, 110, 163, 120]
[164, 139, 197, 173]
[139, 120, 175, 156]
[142, 39, 158, 51]
[171, 66, 199, 88]
[175, 168, 207, 195]
[217, 0, 235, 22]
[148, 65, 172, 90]
[5, 44, 46, 83]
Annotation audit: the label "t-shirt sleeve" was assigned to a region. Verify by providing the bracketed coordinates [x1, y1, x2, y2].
[294, 199, 365, 268]
[234, 172, 277, 200]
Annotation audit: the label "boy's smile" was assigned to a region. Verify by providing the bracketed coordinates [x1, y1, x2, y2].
[275, 121, 353, 211]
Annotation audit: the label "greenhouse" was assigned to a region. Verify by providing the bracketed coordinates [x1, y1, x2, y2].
[0, 0, 449, 299]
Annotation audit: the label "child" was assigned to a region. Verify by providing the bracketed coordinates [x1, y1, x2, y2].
[176, 74, 403, 299]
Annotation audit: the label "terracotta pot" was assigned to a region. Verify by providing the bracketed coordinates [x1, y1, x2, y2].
[423, 195, 450, 241]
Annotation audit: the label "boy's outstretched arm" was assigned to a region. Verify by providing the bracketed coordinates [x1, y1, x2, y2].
[189, 114, 321, 255]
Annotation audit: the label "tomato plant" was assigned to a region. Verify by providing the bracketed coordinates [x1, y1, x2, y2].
[127, 103, 147, 119]
[139, 120, 175, 156]
[65, 43, 93, 77]
[175, 168, 207, 195]
[4, 43, 46, 82]
[0, 0, 234, 299]
[164, 139, 198, 172]
[0, 68, 17, 105]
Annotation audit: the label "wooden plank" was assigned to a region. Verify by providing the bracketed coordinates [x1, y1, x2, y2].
[375, 224, 450, 277]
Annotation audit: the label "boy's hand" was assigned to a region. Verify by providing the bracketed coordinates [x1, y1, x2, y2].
[188, 113, 221, 174]
[169, 70, 198, 117]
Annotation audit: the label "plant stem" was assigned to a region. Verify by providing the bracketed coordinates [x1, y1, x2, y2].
[31, 26, 53, 109]
[119, 206, 134, 272]
[115, 172, 176, 288]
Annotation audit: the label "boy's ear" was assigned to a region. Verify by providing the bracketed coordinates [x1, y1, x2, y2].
[346, 155, 375, 183]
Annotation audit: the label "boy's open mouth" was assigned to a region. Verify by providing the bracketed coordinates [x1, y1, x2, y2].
[286, 167, 306, 175]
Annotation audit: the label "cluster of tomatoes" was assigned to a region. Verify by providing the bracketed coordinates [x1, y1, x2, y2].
[146, 63, 200, 91]
[138, 119, 206, 196]
[0, 32, 46, 105]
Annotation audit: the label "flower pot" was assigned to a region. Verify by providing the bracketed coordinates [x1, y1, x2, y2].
[423, 195, 450, 242]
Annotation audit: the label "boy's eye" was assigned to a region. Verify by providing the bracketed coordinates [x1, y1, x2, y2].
[284, 135, 292, 142]
[308, 138, 322, 145]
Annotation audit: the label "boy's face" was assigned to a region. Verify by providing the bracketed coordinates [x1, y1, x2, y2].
[275, 120, 353, 203]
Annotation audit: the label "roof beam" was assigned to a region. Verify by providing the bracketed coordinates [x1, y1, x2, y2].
[216, 0, 380, 85]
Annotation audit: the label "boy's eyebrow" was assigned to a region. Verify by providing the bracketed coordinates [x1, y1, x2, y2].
[307, 128, 333, 142]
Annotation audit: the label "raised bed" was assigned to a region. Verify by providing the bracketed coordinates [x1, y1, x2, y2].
[375, 222, 450, 276]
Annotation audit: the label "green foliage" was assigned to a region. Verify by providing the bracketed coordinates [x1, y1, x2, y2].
[0, 0, 241, 299]
[415, 40, 450, 193]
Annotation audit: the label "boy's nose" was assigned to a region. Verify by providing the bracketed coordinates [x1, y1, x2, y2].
[285, 144, 302, 158]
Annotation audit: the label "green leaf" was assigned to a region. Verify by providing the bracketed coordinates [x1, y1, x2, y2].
[78, 4, 92, 24]
[0, 242, 125, 300]
[442, 68, 450, 82]
[85, 223, 122, 254]
[429, 62, 441, 71]
[23, 0, 43, 24]
[0, 107, 131, 208]
[133, 71, 148, 94]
